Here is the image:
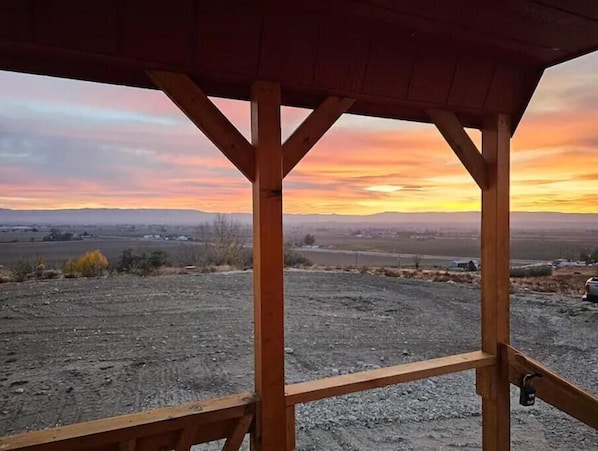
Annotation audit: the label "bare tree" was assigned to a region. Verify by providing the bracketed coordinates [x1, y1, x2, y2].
[303, 233, 316, 246]
[209, 214, 249, 267]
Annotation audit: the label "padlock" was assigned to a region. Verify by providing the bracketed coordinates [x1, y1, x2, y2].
[519, 373, 539, 406]
[519, 382, 536, 406]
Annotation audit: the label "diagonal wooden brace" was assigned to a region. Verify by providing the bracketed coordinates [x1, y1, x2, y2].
[427, 109, 489, 190]
[148, 70, 256, 182]
[283, 96, 354, 177]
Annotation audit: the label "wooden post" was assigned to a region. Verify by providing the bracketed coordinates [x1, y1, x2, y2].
[250, 81, 287, 450]
[478, 113, 511, 450]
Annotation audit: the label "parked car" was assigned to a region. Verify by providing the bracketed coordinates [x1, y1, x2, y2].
[582, 277, 598, 303]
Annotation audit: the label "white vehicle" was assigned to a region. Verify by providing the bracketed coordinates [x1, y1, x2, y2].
[582, 277, 598, 303]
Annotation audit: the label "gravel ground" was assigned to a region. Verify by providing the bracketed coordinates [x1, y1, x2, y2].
[0, 270, 596, 450]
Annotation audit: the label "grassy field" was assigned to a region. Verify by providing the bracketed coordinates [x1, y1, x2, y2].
[314, 234, 596, 261]
[0, 225, 595, 272]
[0, 238, 196, 268]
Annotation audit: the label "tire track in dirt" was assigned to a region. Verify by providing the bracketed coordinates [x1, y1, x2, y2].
[1, 271, 596, 449]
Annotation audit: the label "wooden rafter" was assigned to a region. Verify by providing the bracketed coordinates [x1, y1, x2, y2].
[427, 109, 489, 190]
[504, 344, 598, 430]
[148, 70, 256, 182]
[477, 113, 511, 451]
[282, 97, 354, 177]
[286, 351, 495, 406]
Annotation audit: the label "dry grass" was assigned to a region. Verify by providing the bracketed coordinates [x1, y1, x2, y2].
[511, 267, 596, 296]
[314, 264, 597, 297]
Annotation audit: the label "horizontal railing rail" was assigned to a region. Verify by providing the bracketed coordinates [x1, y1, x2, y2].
[285, 350, 496, 406]
[0, 392, 257, 451]
[503, 343, 598, 430]
[5, 347, 595, 451]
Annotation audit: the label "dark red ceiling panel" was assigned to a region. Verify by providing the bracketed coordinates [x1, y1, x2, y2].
[0, 0, 31, 41]
[462, 2, 597, 52]
[195, 3, 262, 78]
[407, 50, 457, 104]
[484, 64, 527, 114]
[362, 27, 415, 99]
[448, 57, 495, 110]
[313, 15, 370, 92]
[32, 0, 118, 54]
[258, 11, 319, 87]
[531, 0, 598, 20]
[121, 0, 194, 67]
[0, 0, 596, 130]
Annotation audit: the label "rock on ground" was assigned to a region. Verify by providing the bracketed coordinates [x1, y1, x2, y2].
[0, 271, 596, 449]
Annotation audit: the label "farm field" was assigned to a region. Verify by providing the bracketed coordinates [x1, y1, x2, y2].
[1, 225, 595, 270]
[1, 271, 596, 449]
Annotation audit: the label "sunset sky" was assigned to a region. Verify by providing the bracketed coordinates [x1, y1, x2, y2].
[0, 52, 596, 215]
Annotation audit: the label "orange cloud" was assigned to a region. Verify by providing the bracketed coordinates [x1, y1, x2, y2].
[0, 52, 596, 214]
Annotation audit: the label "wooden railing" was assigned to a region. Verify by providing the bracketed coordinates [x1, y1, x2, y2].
[0, 392, 257, 451]
[503, 344, 598, 430]
[2, 348, 596, 451]
[285, 350, 495, 405]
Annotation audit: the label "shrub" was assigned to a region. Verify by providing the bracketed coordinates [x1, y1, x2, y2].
[303, 233, 316, 246]
[148, 249, 169, 269]
[283, 246, 311, 267]
[34, 254, 46, 278]
[63, 258, 77, 278]
[116, 248, 169, 275]
[74, 250, 109, 277]
[12, 259, 34, 282]
[510, 265, 553, 278]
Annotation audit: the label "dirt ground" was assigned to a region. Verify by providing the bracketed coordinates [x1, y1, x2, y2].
[1, 271, 596, 450]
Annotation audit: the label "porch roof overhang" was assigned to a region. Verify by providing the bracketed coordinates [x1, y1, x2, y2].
[1, 1, 597, 132]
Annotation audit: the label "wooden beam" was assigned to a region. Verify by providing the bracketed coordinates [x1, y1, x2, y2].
[427, 109, 489, 190]
[119, 439, 136, 451]
[504, 344, 598, 430]
[175, 426, 196, 451]
[285, 351, 495, 406]
[286, 406, 296, 451]
[250, 81, 287, 451]
[477, 113, 511, 451]
[148, 70, 256, 182]
[222, 415, 253, 451]
[0, 393, 257, 451]
[282, 97, 354, 177]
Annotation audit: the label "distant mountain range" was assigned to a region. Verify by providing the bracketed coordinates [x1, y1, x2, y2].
[0, 208, 596, 230]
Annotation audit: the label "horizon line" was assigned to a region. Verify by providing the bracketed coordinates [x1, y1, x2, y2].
[1, 207, 596, 216]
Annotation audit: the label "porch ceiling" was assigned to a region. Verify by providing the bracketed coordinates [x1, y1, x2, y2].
[0, 0, 597, 130]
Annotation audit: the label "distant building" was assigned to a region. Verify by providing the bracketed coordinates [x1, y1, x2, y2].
[552, 259, 582, 268]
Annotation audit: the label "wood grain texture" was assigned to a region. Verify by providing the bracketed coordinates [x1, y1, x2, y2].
[283, 97, 354, 177]
[0, 393, 257, 451]
[148, 70, 255, 182]
[478, 113, 511, 451]
[427, 109, 489, 190]
[1, 1, 596, 130]
[222, 415, 253, 451]
[504, 344, 598, 430]
[286, 351, 495, 406]
[250, 81, 287, 451]
[286, 406, 296, 451]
